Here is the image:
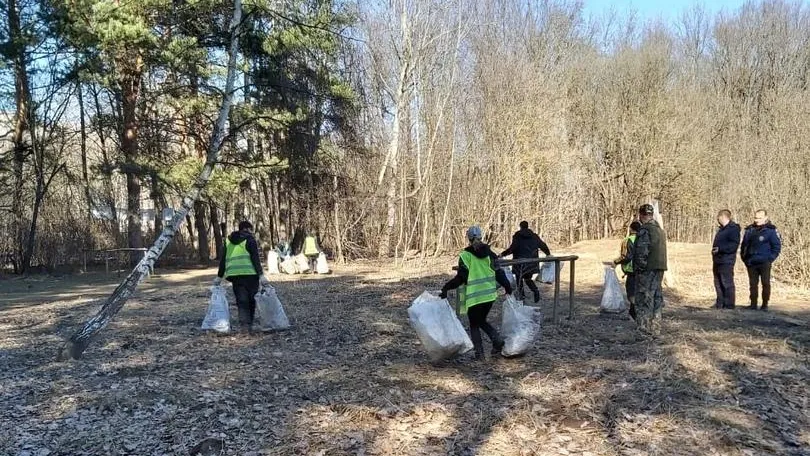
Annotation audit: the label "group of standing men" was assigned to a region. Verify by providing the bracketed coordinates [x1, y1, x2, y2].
[712, 209, 781, 311]
[614, 206, 782, 337]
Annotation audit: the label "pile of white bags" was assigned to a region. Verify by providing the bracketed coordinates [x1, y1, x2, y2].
[201, 285, 231, 333]
[280, 257, 298, 274]
[255, 286, 291, 331]
[315, 253, 330, 274]
[294, 253, 310, 273]
[267, 251, 280, 274]
[500, 296, 542, 357]
[408, 291, 473, 361]
[600, 265, 627, 313]
[539, 262, 563, 284]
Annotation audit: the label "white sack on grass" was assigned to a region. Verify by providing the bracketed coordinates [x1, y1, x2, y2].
[600, 265, 627, 313]
[540, 262, 563, 284]
[500, 296, 542, 357]
[280, 258, 298, 274]
[408, 291, 473, 361]
[267, 251, 280, 274]
[202, 285, 230, 333]
[316, 253, 330, 274]
[295, 253, 310, 273]
[255, 286, 290, 331]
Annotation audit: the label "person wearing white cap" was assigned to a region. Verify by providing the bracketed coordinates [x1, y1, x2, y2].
[440, 226, 513, 360]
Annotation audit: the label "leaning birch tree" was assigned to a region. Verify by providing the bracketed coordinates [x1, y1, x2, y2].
[57, 0, 244, 361]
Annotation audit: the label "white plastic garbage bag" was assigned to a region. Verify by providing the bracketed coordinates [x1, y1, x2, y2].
[280, 258, 298, 274]
[540, 262, 563, 284]
[202, 285, 230, 333]
[316, 253, 330, 274]
[600, 265, 627, 313]
[255, 286, 291, 331]
[267, 251, 280, 274]
[408, 291, 474, 361]
[295, 253, 310, 273]
[501, 267, 516, 290]
[501, 296, 542, 357]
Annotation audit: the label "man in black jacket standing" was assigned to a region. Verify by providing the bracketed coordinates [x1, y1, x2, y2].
[712, 209, 741, 309]
[501, 221, 551, 303]
[741, 210, 782, 311]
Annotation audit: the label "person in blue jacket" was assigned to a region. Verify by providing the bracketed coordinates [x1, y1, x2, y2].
[712, 210, 741, 309]
[740, 209, 782, 311]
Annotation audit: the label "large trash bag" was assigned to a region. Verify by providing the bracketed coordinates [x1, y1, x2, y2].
[202, 285, 230, 333]
[600, 265, 627, 313]
[539, 262, 563, 284]
[501, 296, 542, 357]
[294, 253, 310, 273]
[316, 253, 330, 274]
[408, 291, 474, 361]
[501, 267, 516, 291]
[267, 251, 280, 274]
[255, 286, 291, 331]
[280, 257, 298, 274]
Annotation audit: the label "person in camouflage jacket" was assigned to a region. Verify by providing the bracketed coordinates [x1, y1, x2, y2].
[633, 204, 668, 335]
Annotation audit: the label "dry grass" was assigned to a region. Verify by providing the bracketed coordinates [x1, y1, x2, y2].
[1, 240, 808, 455]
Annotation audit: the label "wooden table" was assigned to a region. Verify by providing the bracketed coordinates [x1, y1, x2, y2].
[453, 255, 580, 324]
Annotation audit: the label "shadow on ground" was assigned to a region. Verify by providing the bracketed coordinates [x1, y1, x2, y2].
[1, 265, 808, 455]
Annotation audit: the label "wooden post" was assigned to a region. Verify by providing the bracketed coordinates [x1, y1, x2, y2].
[552, 260, 561, 324]
[568, 258, 575, 320]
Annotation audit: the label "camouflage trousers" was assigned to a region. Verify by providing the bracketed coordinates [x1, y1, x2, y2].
[635, 270, 665, 334]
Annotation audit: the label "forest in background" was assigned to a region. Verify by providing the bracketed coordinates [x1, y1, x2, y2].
[1, 0, 808, 285]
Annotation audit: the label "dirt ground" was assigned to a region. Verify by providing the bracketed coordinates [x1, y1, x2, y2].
[1, 240, 809, 456]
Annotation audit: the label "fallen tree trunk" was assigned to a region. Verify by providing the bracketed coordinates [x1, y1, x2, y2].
[57, 0, 243, 361]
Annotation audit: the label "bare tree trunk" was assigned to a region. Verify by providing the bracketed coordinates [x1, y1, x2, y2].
[435, 132, 456, 256]
[120, 56, 144, 256]
[194, 200, 210, 264]
[77, 80, 92, 217]
[211, 205, 224, 261]
[91, 86, 119, 235]
[57, 0, 244, 360]
[332, 174, 344, 263]
[8, 0, 31, 274]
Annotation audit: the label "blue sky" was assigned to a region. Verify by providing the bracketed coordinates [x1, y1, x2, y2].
[582, 0, 750, 23]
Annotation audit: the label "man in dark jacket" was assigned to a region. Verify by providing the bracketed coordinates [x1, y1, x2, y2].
[500, 221, 551, 303]
[216, 221, 269, 331]
[633, 204, 667, 335]
[741, 210, 781, 311]
[712, 209, 741, 309]
[441, 226, 512, 360]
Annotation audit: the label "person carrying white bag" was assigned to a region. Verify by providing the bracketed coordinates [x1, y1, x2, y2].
[439, 226, 514, 361]
[215, 220, 271, 333]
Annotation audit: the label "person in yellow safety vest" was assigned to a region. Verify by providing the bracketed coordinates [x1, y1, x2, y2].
[439, 225, 513, 361]
[612, 221, 641, 321]
[303, 234, 321, 273]
[215, 221, 270, 332]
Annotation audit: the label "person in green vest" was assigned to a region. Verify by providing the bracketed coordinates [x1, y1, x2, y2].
[302, 233, 321, 273]
[215, 221, 270, 332]
[613, 221, 641, 320]
[439, 225, 513, 361]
